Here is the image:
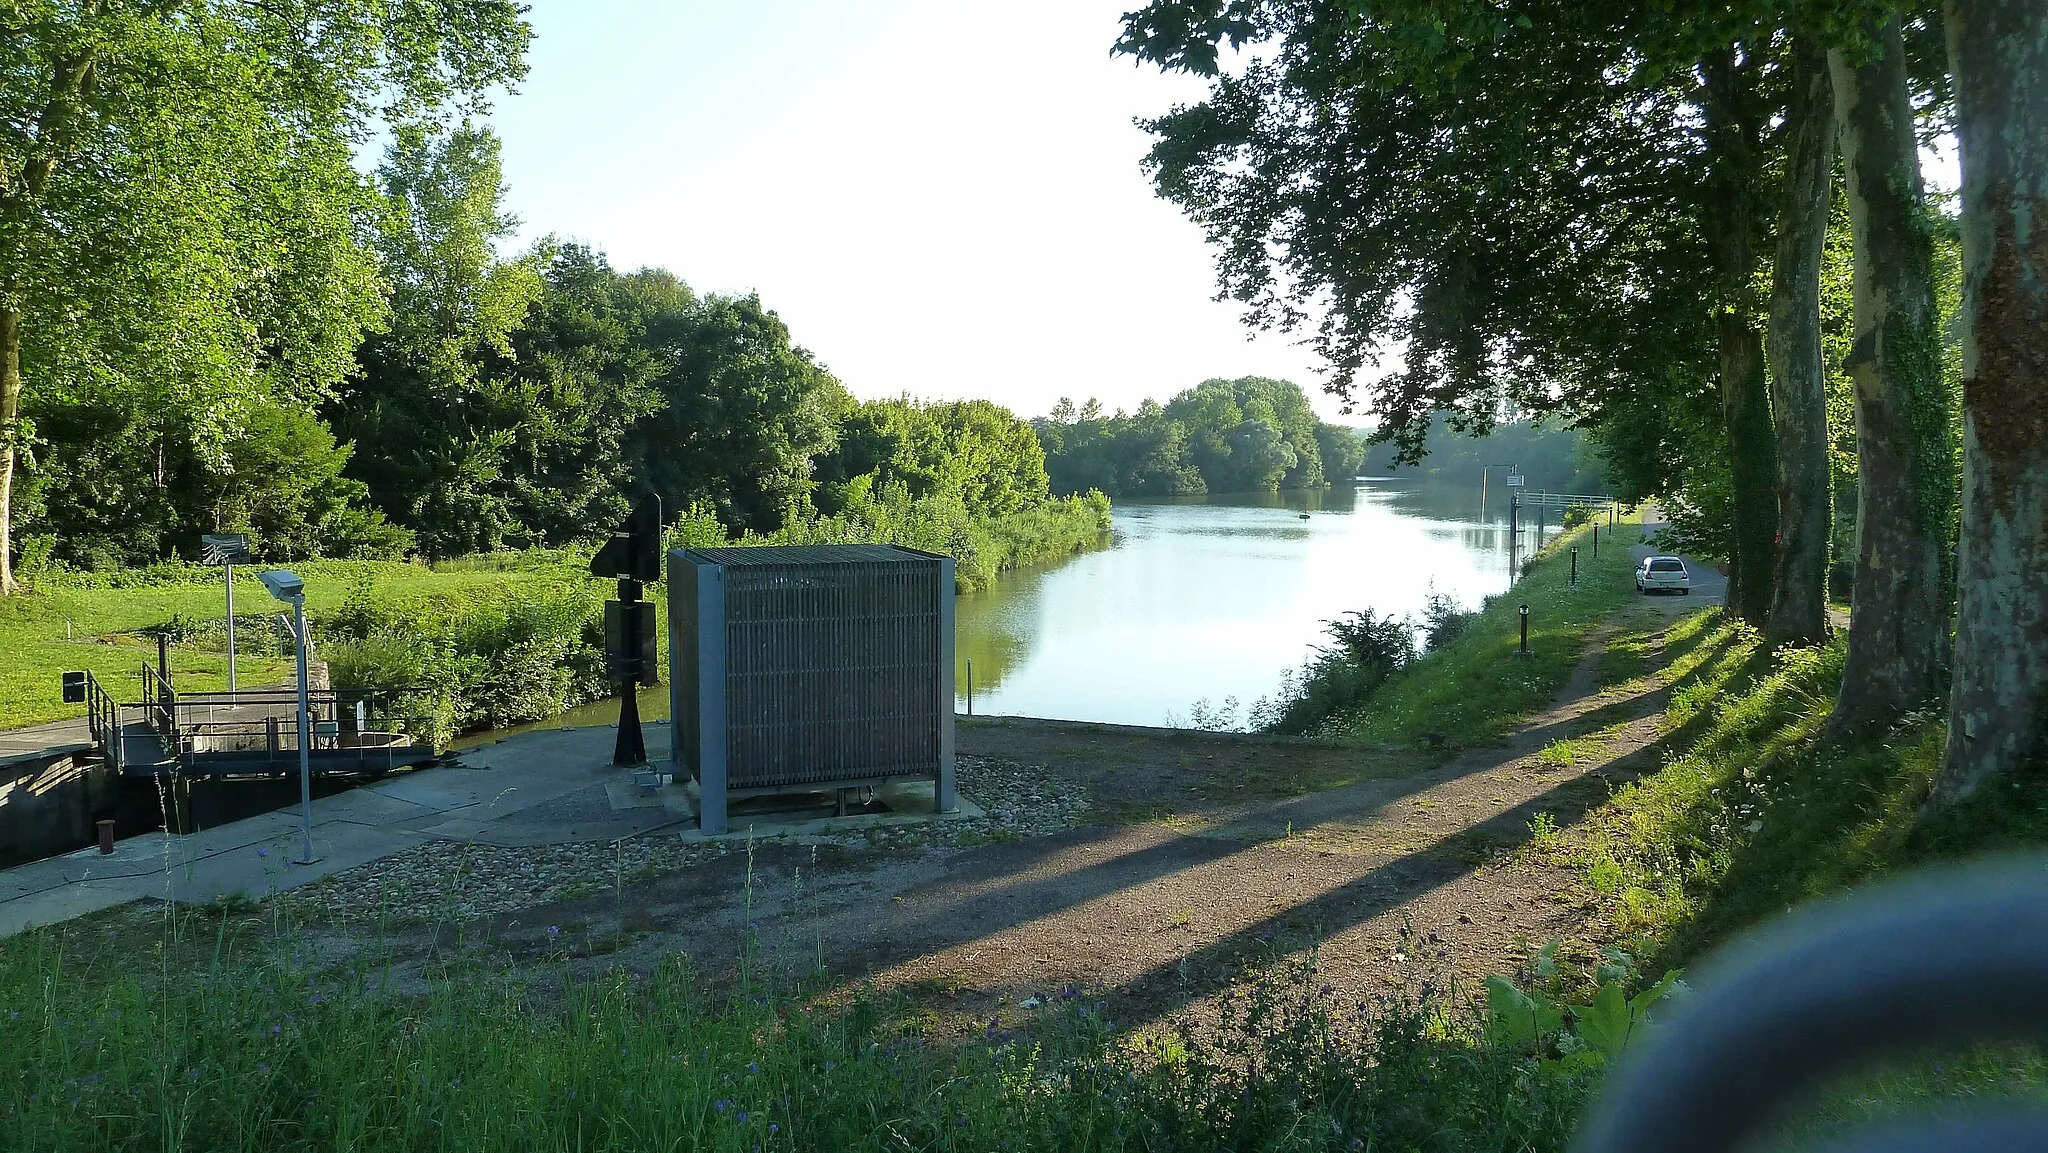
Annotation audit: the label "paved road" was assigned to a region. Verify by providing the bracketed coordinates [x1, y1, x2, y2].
[1631, 503, 1727, 610]
[0, 719, 92, 766]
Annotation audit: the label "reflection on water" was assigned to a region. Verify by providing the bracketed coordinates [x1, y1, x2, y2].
[460, 481, 1543, 744]
[954, 482, 1525, 726]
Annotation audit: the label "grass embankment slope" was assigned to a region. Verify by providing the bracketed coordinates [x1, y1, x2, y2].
[0, 559, 573, 729]
[1324, 510, 1641, 748]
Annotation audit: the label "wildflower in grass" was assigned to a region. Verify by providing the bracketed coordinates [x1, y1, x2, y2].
[547, 925, 561, 938]
[714, 1098, 732, 1113]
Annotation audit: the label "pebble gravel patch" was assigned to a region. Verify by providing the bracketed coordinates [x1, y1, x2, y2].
[273, 755, 1086, 926]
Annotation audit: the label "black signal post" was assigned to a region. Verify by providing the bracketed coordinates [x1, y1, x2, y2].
[1571, 547, 1579, 586]
[591, 493, 663, 767]
[1518, 604, 1530, 656]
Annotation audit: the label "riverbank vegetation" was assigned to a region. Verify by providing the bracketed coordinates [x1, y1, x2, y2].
[1034, 376, 1364, 498]
[1258, 512, 1640, 744]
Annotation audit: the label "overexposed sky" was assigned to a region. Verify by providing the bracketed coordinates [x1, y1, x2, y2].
[486, 0, 1343, 423]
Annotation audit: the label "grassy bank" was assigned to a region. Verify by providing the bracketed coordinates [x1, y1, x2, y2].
[1, 498, 1111, 731]
[1557, 611, 2048, 972]
[1314, 510, 1641, 748]
[0, 558, 578, 729]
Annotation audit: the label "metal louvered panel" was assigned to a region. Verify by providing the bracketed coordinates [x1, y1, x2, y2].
[668, 544, 956, 834]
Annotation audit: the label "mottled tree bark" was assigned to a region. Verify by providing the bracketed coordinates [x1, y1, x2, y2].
[0, 306, 18, 594]
[1703, 48, 1779, 627]
[1828, 15, 1956, 725]
[1765, 37, 1838, 645]
[1934, 0, 2048, 803]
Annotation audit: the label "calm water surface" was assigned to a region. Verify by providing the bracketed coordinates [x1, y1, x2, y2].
[955, 481, 1534, 726]
[467, 481, 1547, 745]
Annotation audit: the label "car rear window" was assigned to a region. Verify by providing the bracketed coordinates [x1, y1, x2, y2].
[1650, 559, 1685, 572]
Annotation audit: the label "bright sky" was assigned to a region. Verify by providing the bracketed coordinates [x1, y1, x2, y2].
[485, 0, 1344, 424]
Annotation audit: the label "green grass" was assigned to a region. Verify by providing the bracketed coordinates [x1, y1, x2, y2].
[0, 906, 1588, 1153]
[1323, 511, 1643, 749]
[1547, 609, 2048, 1142]
[0, 559, 568, 728]
[2, 496, 1113, 732]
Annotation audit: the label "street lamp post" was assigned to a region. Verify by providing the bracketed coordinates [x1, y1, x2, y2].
[260, 569, 317, 865]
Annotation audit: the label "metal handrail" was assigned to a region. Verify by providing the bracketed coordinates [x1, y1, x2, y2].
[1575, 857, 2048, 1153]
[80, 671, 122, 772]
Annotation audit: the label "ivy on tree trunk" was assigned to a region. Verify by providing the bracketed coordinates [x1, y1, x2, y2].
[1764, 36, 1838, 646]
[1935, 0, 2048, 803]
[1702, 47, 1779, 628]
[1828, 14, 1956, 725]
[0, 307, 18, 594]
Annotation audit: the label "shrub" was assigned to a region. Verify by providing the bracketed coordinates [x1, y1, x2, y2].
[1258, 609, 1416, 736]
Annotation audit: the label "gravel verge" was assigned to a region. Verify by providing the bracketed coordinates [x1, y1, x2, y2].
[272, 754, 1087, 926]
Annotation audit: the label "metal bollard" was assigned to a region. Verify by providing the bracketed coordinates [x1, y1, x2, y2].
[1518, 604, 1530, 655]
[1571, 547, 1579, 586]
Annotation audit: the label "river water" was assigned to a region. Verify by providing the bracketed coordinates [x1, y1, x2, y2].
[954, 481, 1526, 727]
[468, 480, 1541, 745]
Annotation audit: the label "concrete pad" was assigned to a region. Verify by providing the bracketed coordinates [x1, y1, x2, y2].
[0, 880, 136, 937]
[0, 720, 988, 937]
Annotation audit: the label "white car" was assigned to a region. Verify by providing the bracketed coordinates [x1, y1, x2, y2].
[1637, 555, 1691, 595]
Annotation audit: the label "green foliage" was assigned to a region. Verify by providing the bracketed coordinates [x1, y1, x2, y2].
[318, 575, 609, 744]
[1037, 377, 1354, 497]
[672, 480, 1110, 594]
[1, 0, 531, 582]
[0, 923, 1589, 1153]
[1364, 415, 1613, 494]
[1256, 608, 1417, 736]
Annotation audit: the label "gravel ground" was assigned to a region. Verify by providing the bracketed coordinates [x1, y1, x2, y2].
[273, 755, 1087, 926]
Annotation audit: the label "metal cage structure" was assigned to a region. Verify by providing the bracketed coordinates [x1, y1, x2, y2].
[668, 544, 956, 833]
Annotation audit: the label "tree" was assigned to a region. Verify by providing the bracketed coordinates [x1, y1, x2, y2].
[1763, 35, 1839, 644]
[630, 293, 842, 533]
[0, 1, 530, 590]
[1934, 0, 2048, 802]
[1828, 12, 1956, 722]
[1700, 40, 1784, 626]
[333, 123, 544, 558]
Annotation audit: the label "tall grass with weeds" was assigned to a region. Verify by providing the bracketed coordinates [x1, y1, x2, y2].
[0, 901, 1594, 1153]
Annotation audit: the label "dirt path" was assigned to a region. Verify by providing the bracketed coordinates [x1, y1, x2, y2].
[355, 580, 1709, 1030]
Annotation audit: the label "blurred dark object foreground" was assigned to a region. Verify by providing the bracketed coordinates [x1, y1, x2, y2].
[1576, 856, 2048, 1153]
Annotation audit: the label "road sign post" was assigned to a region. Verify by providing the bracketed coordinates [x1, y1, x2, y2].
[202, 534, 252, 703]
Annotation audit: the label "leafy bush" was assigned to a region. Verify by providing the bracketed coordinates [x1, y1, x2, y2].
[319, 578, 609, 745]
[1257, 609, 1416, 736]
[1419, 587, 1473, 652]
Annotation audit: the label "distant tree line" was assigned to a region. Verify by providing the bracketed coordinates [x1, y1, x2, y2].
[1357, 415, 1610, 495]
[1033, 376, 1364, 497]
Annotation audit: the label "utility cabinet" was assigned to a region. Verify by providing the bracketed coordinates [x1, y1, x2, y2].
[667, 544, 956, 833]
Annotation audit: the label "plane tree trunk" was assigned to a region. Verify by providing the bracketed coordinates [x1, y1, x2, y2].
[1827, 14, 1957, 725]
[0, 305, 18, 595]
[1764, 36, 1838, 645]
[1702, 47, 1780, 628]
[1933, 0, 2048, 803]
